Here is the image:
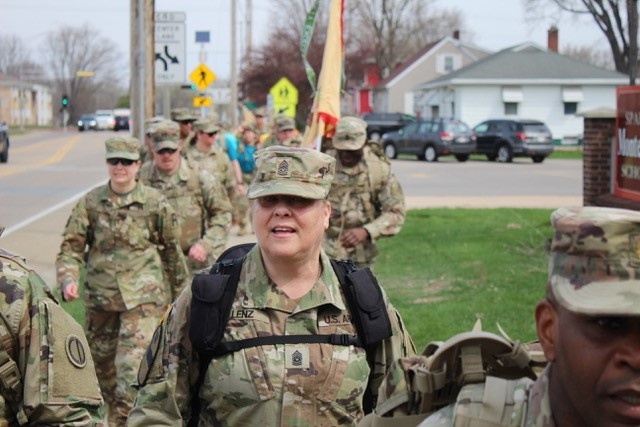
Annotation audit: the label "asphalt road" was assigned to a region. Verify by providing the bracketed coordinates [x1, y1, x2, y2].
[0, 129, 583, 286]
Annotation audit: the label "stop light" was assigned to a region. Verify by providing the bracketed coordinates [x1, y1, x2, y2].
[180, 84, 197, 90]
[61, 94, 69, 108]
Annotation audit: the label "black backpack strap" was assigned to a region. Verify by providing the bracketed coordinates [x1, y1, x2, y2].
[187, 256, 244, 427]
[212, 333, 362, 357]
[331, 259, 392, 414]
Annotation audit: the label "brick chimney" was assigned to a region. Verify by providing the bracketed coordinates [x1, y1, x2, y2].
[453, 30, 460, 40]
[548, 26, 558, 52]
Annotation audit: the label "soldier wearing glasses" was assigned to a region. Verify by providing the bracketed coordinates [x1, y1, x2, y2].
[139, 121, 233, 274]
[56, 136, 189, 426]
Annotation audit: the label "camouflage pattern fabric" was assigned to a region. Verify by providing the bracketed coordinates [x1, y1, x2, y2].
[139, 159, 233, 274]
[324, 146, 406, 268]
[183, 137, 237, 204]
[0, 247, 104, 425]
[56, 182, 189, 307]
[260, 132, 304, 148]
[417, 366, 553, 426]
[86, 304, 166, 426]
[128, 246, 416, 426]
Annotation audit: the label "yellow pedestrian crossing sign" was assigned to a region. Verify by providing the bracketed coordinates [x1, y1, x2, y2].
[189, 63, 216, 91]
[269, 77, 298, 105]
[193, 96, 212, 107]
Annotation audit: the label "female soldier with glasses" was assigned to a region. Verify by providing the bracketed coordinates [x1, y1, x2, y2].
[56, 136, 189, 426]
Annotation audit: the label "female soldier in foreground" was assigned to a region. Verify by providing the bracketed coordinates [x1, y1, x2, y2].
[128, 146, 415, 426]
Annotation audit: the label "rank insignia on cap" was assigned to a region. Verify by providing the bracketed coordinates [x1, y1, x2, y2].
[276, 158, 291, 177]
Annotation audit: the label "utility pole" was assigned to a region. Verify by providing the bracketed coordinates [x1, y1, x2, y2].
[230, 0, 238, 127]
[246, 0, 253, 69]
[130, 0, 155, 141]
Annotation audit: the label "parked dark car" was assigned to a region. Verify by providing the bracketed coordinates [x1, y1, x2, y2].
[0, 121, 9, 163]
[362, 112, 416, 141]
[77, 114, 97, 132]
[473, 118, 554, 163]
[114, 114, 131, 131]
[381, 118, 476, 162]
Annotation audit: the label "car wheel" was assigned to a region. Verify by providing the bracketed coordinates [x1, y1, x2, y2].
[370, 131, 381, 142]
[384, 143, 397, 159]
[455, 154, 469, 162]
[532, 155, 545, 163]
[497, 145, 513, 163]
[423, 145, 438, 162]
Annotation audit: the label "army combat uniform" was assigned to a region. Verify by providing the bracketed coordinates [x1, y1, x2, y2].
[128, 246, 415, 426]
[139, 156, 233, 273]
[56, 145, 189, 426]
[324, 142, 405, 267]
[0, 244, 104, 425]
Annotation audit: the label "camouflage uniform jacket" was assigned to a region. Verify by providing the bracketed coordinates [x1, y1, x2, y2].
[183, 141, 237, 196]
[0, 247, 105, 425]
[138, 159, 233, 269]
[418, 366, 554, 427]
[56, 182, 189, 310]
[128, 246, 416, 427]
[323, 147, 406, 266]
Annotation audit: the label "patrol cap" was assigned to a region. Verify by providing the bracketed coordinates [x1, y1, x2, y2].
[149, 120, 180, 151]
[274, 115, 295, 132]
[254, 107, 266, 117]
[193, 118, 220, 134]
[173, 109, 198, 122]
[333, 116, 367, 150]
[248, 146, 335, 200]
[548, 206, 640, 315]
[105, 136, 141, 160]
[145, 116, 166, 135]
[242, 122, 257, 133]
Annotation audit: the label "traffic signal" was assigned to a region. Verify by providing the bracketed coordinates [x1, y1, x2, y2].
[61, 94, 69, 108]
[180, 84, 197, 90]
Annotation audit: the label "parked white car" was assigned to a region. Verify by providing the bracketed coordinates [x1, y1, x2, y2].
[95, 110, 115, 130]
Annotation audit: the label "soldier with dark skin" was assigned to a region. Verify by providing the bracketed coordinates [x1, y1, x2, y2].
[324, 116, 406, 269]
[416, 206, 640, 427]
[56, 137, 189, 426]
[128, 146, 415, 426]
[0, 228, 104, 426]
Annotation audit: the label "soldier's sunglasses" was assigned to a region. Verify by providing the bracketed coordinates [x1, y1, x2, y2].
[107, 158, 136, 166]
[204, 131, 218, 137]
[157, 148, 177, 155]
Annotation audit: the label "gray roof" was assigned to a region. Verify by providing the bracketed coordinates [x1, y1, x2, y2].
[415, 43, 628, 90]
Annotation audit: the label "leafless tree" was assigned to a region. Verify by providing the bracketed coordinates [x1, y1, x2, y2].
[523, 0, 638, 79]
[39, 24, 126, 118]
[0, 34, 44, 80]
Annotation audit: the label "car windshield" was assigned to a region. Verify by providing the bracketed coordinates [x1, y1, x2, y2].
[522, 123, 550, 133]
[444, 121, 470, 133]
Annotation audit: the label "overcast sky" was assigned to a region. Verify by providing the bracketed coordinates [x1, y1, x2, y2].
[1, 0, 608, 81]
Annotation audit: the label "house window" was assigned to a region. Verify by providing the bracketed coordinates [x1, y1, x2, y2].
[431, 105, 439, 119]
[564, 102, 578, 115]
[436, 54, 461, 74]
[504, 102, 518, 115]
[444, 56, 454, 72]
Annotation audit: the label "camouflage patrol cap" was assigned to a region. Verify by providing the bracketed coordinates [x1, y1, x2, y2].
[149, 120, 180, 151]
[193, 117, 220, 134]
[549, 206, 640, 315]
[145, 116, 166, 135]
[333, 116, 367, 150]
[248, 146, 335, 200]
[242, 122, 257, 133]
[172, 108, 198, 122]
[274, 114, 295, 132]
[105, 136, 141, 160]
[254, 107, 266, 117]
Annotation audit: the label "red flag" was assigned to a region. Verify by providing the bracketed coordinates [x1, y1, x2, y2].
[303, 0, 344, 149]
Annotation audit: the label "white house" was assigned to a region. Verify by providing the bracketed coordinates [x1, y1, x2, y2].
[413, 42, 629, 144]
[0, 74, 53, 127]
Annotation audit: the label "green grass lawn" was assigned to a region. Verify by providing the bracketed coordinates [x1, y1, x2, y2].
[61, 208, 555, 351]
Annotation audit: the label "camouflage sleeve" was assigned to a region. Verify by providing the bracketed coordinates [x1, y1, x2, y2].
[198, 169, 233, 260]
[156, 199, 189, 299]
[363, 169, 406, 240]
[369, 291, 416, 405]
[19, 270, 105, 425]
[55, 196, 90, 289]
[128, 290, 196, 426]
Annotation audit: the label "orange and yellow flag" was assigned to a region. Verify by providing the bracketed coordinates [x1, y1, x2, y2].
[302, 0, 344, 149]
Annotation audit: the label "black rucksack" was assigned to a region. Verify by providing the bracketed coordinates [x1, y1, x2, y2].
[187, 243, 392, 425]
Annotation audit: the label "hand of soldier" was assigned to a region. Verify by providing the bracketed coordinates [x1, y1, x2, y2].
[188, 243, 208, 263]
[62, 282, 79, 301]
[235, 183, 246, 196]
[340, 227, 370, 248]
